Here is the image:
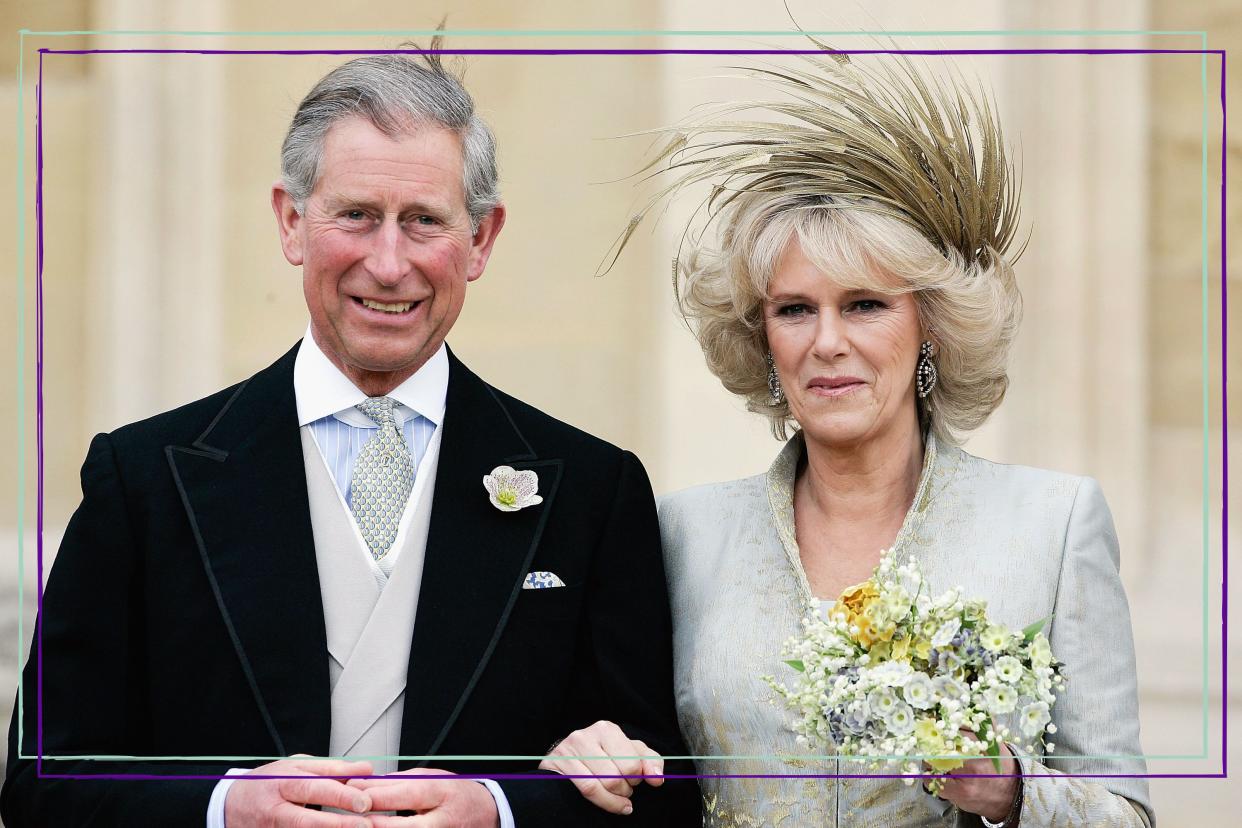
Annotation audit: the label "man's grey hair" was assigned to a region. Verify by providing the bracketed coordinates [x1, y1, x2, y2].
[280, 50, 500, 230]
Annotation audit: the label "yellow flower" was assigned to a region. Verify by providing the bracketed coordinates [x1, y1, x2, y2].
[890, 636, 912, 661]
[926, 755, 966, 772]
[915, 720, 962, 771]
[860, 613, 897, 644]
[913, 638, 932, 661]
[831, 580, 882, 647]
[915, 718, 940, 746]
[835, 581, 879, 617]
[854, 618, 880, 648]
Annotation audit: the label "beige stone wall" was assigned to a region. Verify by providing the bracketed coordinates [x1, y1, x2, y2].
[1141, 0, 1239, 817]
[1, 0, 1237, 820]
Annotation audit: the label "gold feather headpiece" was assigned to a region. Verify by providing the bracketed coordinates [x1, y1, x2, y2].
[603, 47, 1023, 275]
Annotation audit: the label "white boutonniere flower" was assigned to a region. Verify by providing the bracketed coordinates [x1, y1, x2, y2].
[483, 465, 543, 512]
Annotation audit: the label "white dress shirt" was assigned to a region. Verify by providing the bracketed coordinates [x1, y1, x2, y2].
[297, 327, 444, 578]
[207, 330, 515, 827]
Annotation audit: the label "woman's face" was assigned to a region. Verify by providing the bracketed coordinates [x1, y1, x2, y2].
[763, 237, 924, 451]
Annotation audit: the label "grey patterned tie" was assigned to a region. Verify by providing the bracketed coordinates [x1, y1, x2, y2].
[350, 397, 416, 562]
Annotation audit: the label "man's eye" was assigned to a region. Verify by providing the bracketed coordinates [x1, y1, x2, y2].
[412, 215, 438, 226]
[343, 210, 368, 221]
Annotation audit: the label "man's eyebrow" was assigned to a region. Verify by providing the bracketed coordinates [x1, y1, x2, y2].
[320, 193, 372, 210]
[320, 193, 449, 215]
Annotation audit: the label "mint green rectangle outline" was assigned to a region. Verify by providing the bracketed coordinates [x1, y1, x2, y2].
[13, 27, 1218, 768]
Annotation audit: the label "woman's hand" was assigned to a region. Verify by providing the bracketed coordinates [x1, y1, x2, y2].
[928, 739, 1021, 824]
[538, 720, 665, 815]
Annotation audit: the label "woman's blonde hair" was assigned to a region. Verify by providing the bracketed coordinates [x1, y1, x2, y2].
[603, 49, 1026, 443]
[677, 191, 1022, 444]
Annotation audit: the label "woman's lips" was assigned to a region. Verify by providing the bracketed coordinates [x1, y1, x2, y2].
[807, 378, 866, 397]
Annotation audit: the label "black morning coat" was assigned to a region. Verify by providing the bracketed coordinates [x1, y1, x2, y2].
[2, 342, 701, 826]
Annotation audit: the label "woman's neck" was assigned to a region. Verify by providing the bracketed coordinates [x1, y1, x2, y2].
[797, 421, 925, 528]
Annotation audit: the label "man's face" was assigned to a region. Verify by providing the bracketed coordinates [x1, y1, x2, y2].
[272, 116, 505, 393]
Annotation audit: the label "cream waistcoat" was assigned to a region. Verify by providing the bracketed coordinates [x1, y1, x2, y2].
[299, 425, 442, 773]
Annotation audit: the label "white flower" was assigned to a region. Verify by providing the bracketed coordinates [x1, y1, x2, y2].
[932, 674, 967, 701]
[994, 655, 1023, 683]
[842, 701, 871, 735]
[1029, 634, 1053, 668]
[483, 465, 543, 512]
[931, 618, 961, 648]
[884, 702, 916, 736]
[984, 684, 1018, 714]
[868, 687, 899, 717]
[868, 660, 914, 687]
[902, 673, 936, 710]
[980, 624, 1010, 652]
[882, 585, 912, 618]
[896, 564, 923, 595]
[933, 588, 962, 611]
[1019, 701, 1052, 737]
[936, 650, 963, 676]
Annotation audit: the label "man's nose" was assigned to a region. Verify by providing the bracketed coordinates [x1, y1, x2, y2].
[366, 220, 409, 286]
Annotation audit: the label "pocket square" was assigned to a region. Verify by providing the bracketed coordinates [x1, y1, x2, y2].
[522, 571, 566, 589]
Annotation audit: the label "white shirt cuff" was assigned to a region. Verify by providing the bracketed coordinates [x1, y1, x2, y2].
[205, 768, 251, 828]
[480, 778, 516, 828]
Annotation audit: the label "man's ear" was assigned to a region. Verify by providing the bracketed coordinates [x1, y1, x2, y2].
[464, 203, 507, 283]
[271, 182, 305, 266]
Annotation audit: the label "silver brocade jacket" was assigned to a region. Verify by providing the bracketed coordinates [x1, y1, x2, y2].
[658, 433, 1154, 828]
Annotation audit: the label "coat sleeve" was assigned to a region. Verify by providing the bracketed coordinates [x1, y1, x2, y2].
[982, 477, 1154, 828]
[2, 432, 225, 827]
[499, 451, 701, 825]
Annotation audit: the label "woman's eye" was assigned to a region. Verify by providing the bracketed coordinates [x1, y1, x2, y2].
[777, 303, 810, 317]
[850, 299, 886, 313]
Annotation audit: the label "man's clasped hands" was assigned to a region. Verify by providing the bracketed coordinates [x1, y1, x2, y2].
[225, 721, 663, 828]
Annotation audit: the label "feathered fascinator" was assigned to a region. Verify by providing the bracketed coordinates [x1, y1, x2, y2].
[602, 45, 1024, 274]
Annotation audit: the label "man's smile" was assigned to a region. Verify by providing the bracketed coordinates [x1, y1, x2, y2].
[352, 296, 421, 315]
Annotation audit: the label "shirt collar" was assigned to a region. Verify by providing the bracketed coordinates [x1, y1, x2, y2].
[293, 325, 448, 428]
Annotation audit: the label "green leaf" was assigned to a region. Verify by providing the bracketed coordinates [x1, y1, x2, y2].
[1023, 614, 1054, 641]
[982, 717, 1002, 772]
[784, 659, 805, 673]
[988, 738, 1002, 773]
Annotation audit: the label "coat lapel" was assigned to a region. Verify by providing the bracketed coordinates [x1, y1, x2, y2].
[400, 350, 562, 761]
[165, 342, 330, 756]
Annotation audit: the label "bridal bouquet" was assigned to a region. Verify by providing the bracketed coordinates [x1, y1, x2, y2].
[767, 551, 1064, 792]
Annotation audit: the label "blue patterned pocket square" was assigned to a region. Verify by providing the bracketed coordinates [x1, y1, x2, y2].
[522, 571, 566, 590]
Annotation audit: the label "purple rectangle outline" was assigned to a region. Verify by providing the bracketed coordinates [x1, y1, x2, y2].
[29, 43, 1232, 784]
